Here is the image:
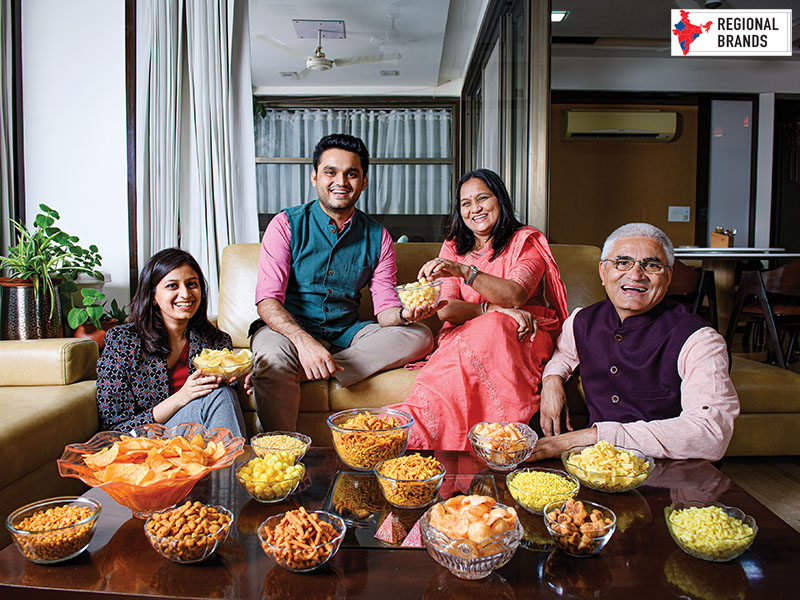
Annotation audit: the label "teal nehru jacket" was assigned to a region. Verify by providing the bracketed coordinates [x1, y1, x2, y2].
[283, 201, 383, 348]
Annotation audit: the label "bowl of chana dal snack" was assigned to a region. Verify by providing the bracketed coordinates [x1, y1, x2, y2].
[258, 507, 346, 572]
[395, 277, 442, 311]
[235, 452, 306, 503]
[374, 453, 445, 509]
[6, 496, 102, 564]
[251, 431, 311, 461]
[561, 441, 655, 493]
[544, 498, 616, 557]
[192, 348, 254, 380]
[665, 501, 757, 562]
[419, 495, 522, 580]
[468, 422, 538, 472]
[327, 408, 413, 471]
[505, 467, 580, 514]
[144, 501, 233, 563]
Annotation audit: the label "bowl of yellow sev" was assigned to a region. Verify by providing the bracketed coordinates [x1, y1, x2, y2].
[665, 501, 757, 562]
[374, 454, 445, 509]
[505, 468, 579, 514]
[251, 431, 312, 461]
[561, 441, 655, 493]
[327, 408, 413, 471]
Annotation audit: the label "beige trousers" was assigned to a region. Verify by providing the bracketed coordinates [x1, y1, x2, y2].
[250, 322, 433, 431]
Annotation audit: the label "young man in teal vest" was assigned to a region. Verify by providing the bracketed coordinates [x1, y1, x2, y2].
[250, 134, 437, 432]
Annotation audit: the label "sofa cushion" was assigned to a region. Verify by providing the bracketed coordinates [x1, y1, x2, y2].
[0, 381, 99, 490]
[0, 338, 98, 386]
[329, 368, 418, 411]
[218, 243, 261, 348]
[549, 245, 606, 313]
[730, 356, 800, 413]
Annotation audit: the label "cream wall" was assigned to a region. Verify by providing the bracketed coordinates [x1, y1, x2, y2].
[22, 0, 129, 307]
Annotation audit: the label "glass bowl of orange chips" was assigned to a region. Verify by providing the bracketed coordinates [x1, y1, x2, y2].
[57, 423, 245, 519]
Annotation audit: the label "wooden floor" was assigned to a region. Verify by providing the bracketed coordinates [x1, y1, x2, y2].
[719, 457, 800, 534]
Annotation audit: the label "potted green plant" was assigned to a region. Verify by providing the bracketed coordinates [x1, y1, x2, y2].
[0, 204, 103, 339]
[68, 288, 127, 350]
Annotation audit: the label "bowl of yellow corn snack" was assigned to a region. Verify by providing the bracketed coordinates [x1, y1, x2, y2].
[664, 501, 757, 562]
[562, 441, 654, 493]
[395, 278, 442, 311]
[505, 467, 579, 514]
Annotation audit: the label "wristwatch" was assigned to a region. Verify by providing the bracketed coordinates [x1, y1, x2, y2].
[465, 264, 480, 286]
[398, 307, 411, 325]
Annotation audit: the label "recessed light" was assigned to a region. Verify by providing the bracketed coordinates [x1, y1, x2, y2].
[551, 10, 569, 23]
[279, 71, 298, 79]
[380, 70, 399, 77]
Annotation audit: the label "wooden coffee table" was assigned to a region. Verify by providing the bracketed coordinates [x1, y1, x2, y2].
[0, 447, 796, 599]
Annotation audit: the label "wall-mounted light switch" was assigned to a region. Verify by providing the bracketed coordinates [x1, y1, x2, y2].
[668, 206, 691, 222]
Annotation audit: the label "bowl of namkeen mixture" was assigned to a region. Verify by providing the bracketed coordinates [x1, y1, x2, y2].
[192, 348, 254, 380]
[468, 422, 538, 472]
[561, 441, 655, 493]
[374, 453, 445, 509]
[394, 278, 442, 311]
[327, 408, 413, 471]
[258, 507, 346, 572]
[250, 431, 311, 461]
[419, 495, 522, 580]
[665, 501, 757, 562]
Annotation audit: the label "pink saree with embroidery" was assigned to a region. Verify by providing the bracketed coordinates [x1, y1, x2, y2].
[387, 227, 569, 451]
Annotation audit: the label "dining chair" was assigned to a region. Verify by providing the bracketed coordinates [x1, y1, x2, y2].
[724, 259, 800, 369]
[667, 259, 719, 330]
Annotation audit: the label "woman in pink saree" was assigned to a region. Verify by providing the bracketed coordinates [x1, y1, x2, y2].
[387, 169, 569, 451]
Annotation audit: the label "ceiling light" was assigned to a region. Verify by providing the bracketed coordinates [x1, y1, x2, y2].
[279, 71, 298, 79]
[380, 70, 399, 77]
[551, 11, 569, 23]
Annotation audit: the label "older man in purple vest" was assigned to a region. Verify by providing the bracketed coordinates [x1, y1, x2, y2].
[533, 223, 739, 461]
[250, 134, 436, 431]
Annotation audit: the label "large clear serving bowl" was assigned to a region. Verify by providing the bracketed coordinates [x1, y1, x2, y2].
[419, 501, 523, 580]
[561, 444, 655, 493]
[57, 422, 245, 518]
[327, 408, 413, 471]
[467, 422, 538, 472]
[664, 501, 757, 562]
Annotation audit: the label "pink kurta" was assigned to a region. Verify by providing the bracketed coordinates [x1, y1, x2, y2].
[388, 227, 569, 450]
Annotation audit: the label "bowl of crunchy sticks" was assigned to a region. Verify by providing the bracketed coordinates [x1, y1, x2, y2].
[374, 453, 445, 509]
[327, 408, 413, 471]
[258, 507, 346, 572]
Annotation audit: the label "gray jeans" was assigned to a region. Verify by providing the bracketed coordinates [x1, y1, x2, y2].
[251, 322, 433, 432]
[165, 385, 246, 438]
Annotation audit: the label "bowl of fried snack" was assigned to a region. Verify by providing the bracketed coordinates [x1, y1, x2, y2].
[561, 441, 655, 493]
[251, 431, 311, 461]
[327, 408, 413, 471]
[144, 501, 233, 563]
[664, 501, 757, 562]
[258, 507, 346, 572]
[395, 277, 442, 311]
[57, 422, 245, 519]
[374, 454, 445, 509]
[235, 452, 306, 503]
[5, 496, 102, 564]
[420, 495, 522, 580]
[505, 467, 580, 514]
[544, 498, 616, 557]
[192, 348, 254, 380]
[468, 422, 538, 472]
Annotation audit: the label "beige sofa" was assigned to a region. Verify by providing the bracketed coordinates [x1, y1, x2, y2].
[217, 242, 800, 455]
[0, 338, 98, 547]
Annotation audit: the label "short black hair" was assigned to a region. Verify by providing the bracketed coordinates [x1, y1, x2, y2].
[445, 169, 523, 260]
[312, 133, 370, 175]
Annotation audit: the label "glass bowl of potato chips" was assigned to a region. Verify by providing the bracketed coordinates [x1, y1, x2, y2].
[58, 423, 245, 518]
[468, 422, 538, 472]
[395, 278, 442, 311]
[665, 501, 757, 562]
[561, 441, 655, 493]
[192, 348, 254, 380]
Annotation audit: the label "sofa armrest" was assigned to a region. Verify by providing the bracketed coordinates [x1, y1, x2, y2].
[0, 338, 98, 386]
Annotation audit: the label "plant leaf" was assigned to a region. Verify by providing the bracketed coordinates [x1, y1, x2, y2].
[68, 307, 89, 329]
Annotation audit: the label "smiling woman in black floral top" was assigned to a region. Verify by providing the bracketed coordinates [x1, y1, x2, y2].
[96, 248, 247, 435]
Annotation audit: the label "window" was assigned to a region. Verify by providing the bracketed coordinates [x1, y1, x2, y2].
[254, 102, 456, 241]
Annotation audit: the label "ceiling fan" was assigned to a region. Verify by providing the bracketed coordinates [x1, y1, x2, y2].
[259, 19, 401, 77]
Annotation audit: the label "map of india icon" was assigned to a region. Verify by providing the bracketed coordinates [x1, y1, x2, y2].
[672, 10, 713, 55]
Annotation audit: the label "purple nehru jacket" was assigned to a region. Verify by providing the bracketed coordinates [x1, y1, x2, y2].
[573, 299, 708, 425]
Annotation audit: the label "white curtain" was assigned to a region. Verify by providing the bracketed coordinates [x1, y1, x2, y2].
[0, 0, 13, 255]
[137, 0, 258, 313]
[254, 108, 451, 215]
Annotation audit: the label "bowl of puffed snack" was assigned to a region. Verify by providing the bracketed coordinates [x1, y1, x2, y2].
[327, 408, 413, 471]
[251, 431, 311, 461]
[505, 467, 580, 514]
[468, 422, 538, 472]
[6, 496, 102, 564]
[395, 277, 442, 311]
[192, 348, 253, 380]
[235, 452, 306, 504]
[561, 441, 655, 493]
[258, 507, 346, 572]
[144, 501, 233, 563]
[374, 453, 445, 509]
[544, 498, 616, 557]
[665, 501, 757, 562]
[419, 495, 522, 580]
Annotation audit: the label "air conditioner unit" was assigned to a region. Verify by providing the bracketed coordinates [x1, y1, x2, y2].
[563, 109, 677, 142]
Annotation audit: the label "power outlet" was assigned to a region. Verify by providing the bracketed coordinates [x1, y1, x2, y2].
[668, 206, 690, 222]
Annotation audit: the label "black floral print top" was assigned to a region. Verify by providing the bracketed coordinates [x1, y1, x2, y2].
[96, 323, 232, 432]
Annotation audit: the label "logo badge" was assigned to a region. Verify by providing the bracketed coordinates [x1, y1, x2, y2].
[671, 9, 792, 57]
